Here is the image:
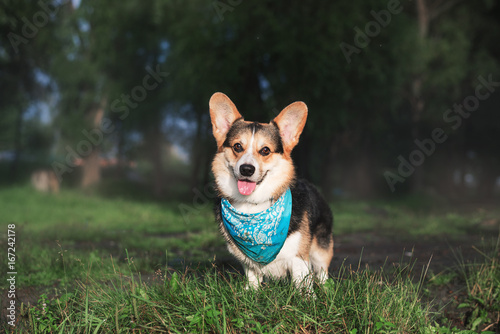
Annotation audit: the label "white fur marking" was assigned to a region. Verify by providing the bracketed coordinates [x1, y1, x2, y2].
[237, 127, 256, 167]
[247, 232, 303, 281]
[244, 266, 262, 290]
[309, 249, 330, 284]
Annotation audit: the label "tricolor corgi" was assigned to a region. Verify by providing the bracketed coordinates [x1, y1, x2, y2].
[209, 92, 334, 290]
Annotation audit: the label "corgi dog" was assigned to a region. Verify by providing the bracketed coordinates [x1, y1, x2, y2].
[209, 92, 334, 290]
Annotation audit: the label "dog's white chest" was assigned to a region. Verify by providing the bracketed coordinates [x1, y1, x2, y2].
[274, 232, 302, 258]
[232, 200, 273, 214]
[230, 232, 303, 279]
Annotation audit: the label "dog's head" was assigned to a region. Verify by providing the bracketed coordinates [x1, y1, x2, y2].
[209, 92, 307, 204]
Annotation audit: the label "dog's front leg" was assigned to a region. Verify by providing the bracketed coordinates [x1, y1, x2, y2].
[244, 265, 262, 290]
[291, 257, 313, 292]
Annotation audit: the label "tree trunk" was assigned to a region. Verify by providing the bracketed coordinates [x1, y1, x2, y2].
[81, 148, 101, 188]
[409, 76, 426, 192]
[9, 107, 24, 182]
[351, 154, 375, 198]
[202, 149, 212, 189]
[321, 136, 339, 201]
[409, 0, 430, 193]
[116, 120, 126, 177]
[410, 0, 460, 192]
[147, 121, 164, 197]
[81, 100, 105, 188]
[190, 111, 204, 191]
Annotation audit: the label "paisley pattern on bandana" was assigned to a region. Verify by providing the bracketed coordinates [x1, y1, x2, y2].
[221, 189, 292, 265]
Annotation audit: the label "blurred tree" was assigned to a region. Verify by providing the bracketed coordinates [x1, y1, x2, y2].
[0, 0, 50, 179]
[45, 0, 171, 194]
[162, 0, 268, 191]
[251, 0, 414, 197]
[162, 0, 415, 197]
[43, 1, 107, 188]
[84, 0, 171, 196]
[1, 0, 499, 199]
[401, 0, 500, 193]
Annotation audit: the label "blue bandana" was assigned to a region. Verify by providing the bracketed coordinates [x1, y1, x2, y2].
[221, 189, 292, 265]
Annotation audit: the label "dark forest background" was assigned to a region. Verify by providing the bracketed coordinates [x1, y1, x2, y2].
[1, 0, 500, 201]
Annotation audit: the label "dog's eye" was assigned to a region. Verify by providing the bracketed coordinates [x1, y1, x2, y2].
[259, 147, 271, 156]
[233, 143, 244, 153]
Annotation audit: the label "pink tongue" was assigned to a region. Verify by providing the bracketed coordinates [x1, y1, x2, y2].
[237, 180, 256, 196]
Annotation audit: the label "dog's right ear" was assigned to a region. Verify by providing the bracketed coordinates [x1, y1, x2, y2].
[209, 92, 242, 147]
[273, 101, 308, 156]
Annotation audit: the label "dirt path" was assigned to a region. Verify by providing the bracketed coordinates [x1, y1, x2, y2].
[213, 233, 495, 276]
[331, 233, 492, 274]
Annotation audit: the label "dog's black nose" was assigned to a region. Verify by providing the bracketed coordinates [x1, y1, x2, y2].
[240, 164, 255, 177]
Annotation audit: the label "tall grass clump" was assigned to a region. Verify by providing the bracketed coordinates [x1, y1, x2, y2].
[12, 255, 438, 334]
[453, 237, 500, 332]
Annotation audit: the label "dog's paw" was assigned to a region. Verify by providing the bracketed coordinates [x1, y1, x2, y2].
[244, 281, 260, 290]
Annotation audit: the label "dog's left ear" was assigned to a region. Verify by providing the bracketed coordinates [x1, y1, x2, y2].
[273, 101, 308, 154]
[209, 92, 242, 147]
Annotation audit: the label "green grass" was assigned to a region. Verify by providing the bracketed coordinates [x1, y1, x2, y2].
[1, 185, 220, 286]
[9, 255, 435, 333]
[1, 186, 210, 234]
[1, 185, 498, 287]
[452, 239, 500, 332]
[2, 185, 497, 288]
[424, 238, 500, 333]
[7, 247, 499, 333]
[1, 185, 499, 333]
[331, 197, 498, 236]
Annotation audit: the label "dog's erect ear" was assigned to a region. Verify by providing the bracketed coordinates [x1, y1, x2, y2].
[209, 92, 242, 147]
[273, 101, 308, 154]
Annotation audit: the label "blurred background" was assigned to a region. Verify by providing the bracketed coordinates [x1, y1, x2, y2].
[1, 0, 500, 201]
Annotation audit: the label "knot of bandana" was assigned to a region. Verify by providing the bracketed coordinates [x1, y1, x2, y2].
[221, 189, 292, 265]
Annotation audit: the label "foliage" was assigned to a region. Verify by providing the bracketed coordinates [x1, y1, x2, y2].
[1, 0, 500, 196]
[1, 186, 499, 332]
[454, 239, 500, 331]
[4, 246, 498, 333]
[1, 185, 499, 288]
[6, 257, 435, 333]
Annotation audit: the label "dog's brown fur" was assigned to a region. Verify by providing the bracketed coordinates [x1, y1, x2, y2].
[210, 92, 333, 290]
